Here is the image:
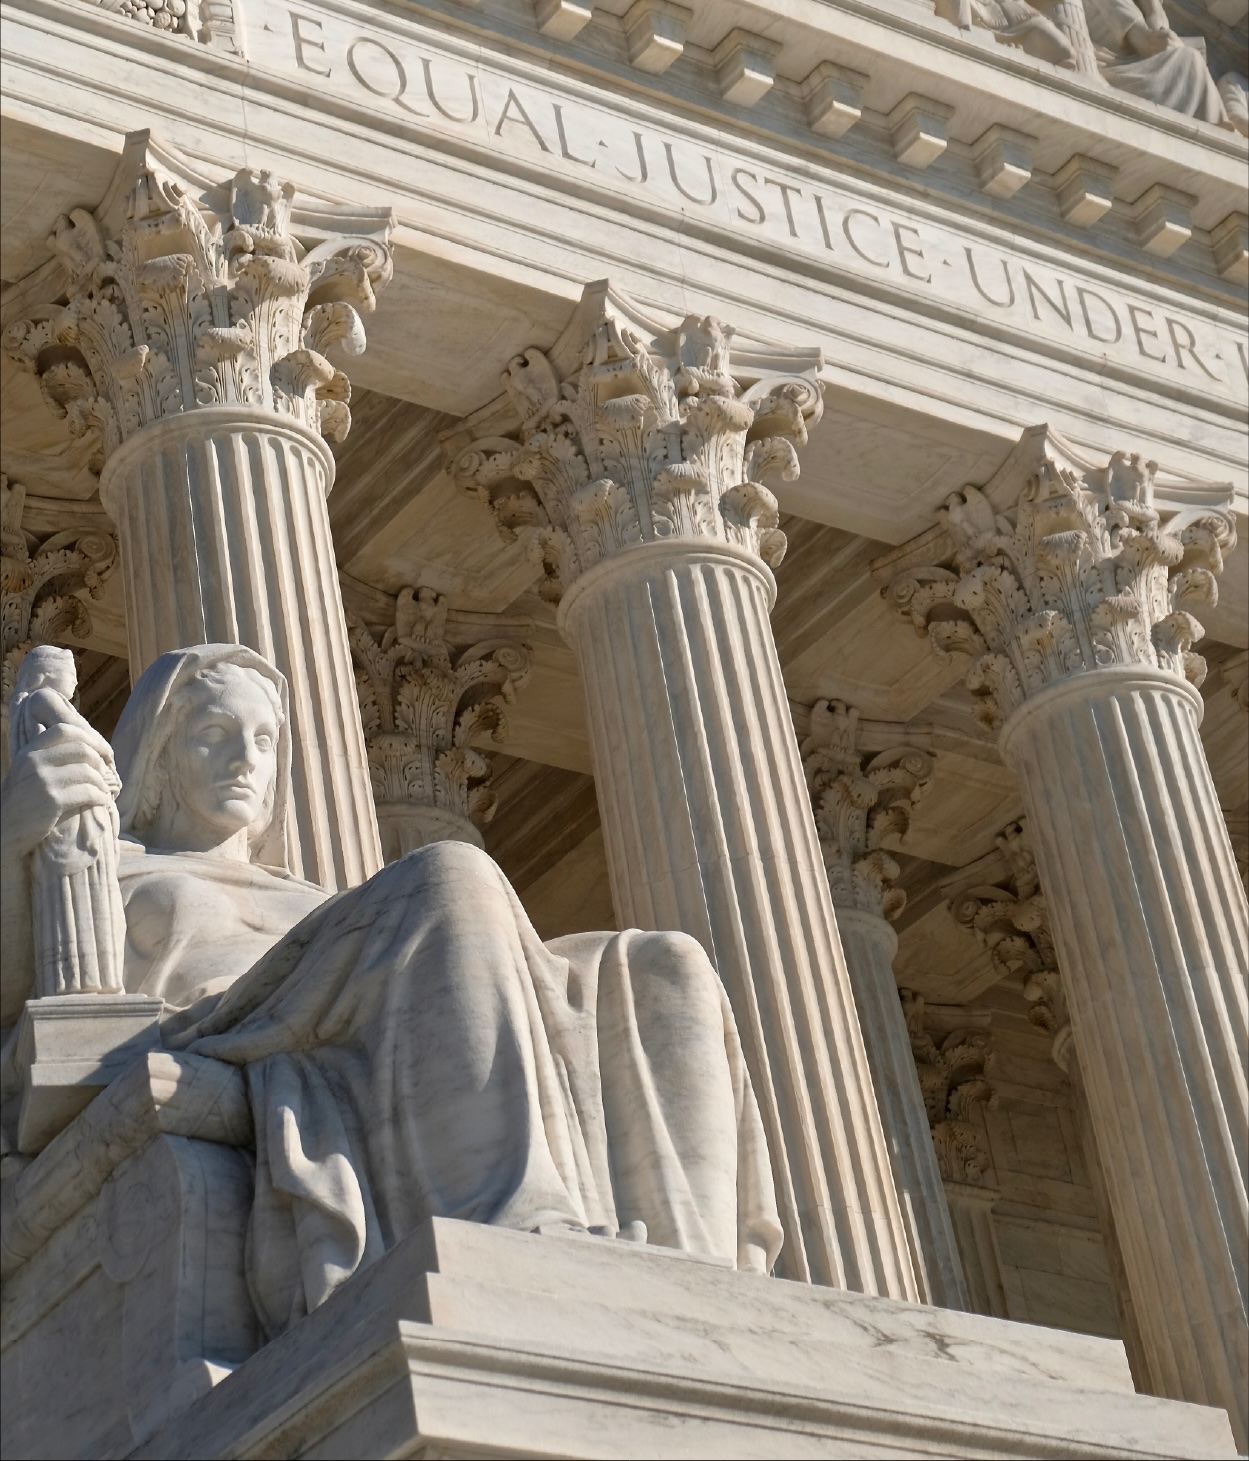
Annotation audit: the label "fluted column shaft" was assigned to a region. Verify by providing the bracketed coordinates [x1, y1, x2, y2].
[559, 540, 918, 1296]
[837, 908, 968, 1309]
[1001, 666, 1247, 1447]
[942, 1182, 1008, 1318]
[101, 408, 382, 891]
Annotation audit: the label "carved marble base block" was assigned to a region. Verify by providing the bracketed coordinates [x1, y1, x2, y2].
[13, 993, 163, 1154]
[100, 411, 382, 890]
[836, 907, 968, 1309]
[1000, 667, 1249, 1448]
[560, 542, 917, 1296]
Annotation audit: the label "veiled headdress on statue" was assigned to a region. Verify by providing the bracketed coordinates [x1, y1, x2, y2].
[112, 644, 293, 873]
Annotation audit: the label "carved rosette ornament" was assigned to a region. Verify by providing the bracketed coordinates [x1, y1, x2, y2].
[348, 588, 531, 860]
[1, 477, 117, 770]
[950, 820, 1072, 1069]
[452, 305, 821, 600]
[3, 156, 392, 470]
[800, 698, 934, 920]
[902, 992, 998, 1187]
[886, 440, 1236, 731]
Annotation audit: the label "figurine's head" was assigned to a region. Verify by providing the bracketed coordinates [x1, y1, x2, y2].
[114, 645, 292, 868]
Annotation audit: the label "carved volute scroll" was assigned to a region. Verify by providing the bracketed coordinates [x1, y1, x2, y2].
[348, 588, 531, 858]
[949, 819, 1072, 1069]
[451, 288, 823, 601]
[901, 990, 998, 1186]
[1, 476, 118, 772]
[885, 427, 1237, 732]
[799, 698, 934, 920]
[3, 138, 394, 474]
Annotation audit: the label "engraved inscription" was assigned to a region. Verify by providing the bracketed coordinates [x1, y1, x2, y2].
[247, 4, 1247, 400]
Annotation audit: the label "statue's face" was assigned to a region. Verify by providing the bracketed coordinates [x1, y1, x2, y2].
[172, 665, 280, 841]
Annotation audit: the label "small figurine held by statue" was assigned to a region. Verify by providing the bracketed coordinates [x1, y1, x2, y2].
[7, 646, 126, 998]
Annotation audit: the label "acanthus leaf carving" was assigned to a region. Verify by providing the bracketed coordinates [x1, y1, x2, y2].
[3, 141, 393, 467]
[901, 989, 998, 1187]
[347, 588, 531, 858]
[799, 698, 934, 920]
[1, 475, 118, 771]
[949, 818, 1073, 1070]
[885, 431, 1237, 727]
[451, 290, 823, 599]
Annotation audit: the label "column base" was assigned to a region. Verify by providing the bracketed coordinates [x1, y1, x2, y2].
[125, 1219, 1236, 1460]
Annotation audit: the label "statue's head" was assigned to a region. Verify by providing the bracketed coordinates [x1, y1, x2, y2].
[113, 645, 292, 869]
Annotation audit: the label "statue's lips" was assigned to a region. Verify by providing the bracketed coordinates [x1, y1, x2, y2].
[215, 780, 259, 796]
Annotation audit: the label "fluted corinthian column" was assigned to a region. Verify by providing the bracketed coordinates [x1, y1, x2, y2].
[4, 134, 395, 889]
[887, 426, 1247, 1445]
[453, 286, 918, 1296]
[800, 699, 968, 1308]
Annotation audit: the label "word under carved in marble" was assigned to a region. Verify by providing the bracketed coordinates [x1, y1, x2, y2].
[886, 445, 1238, 729]
[246, 6, 1247, 396]
[453, 307, 821, 600]
[1, 475, 117, 760]
[950, 819, 1072, 1069]
[348, 587, 531, 856]
[2, 153, 393, 468]
[938, 0, 1232, 129]
[901, 990, 999, 1186]
[799, 698, 934, 921]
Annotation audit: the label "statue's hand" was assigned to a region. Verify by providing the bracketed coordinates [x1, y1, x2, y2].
[1126, 22, 1179, 56]
[0, 723, 119, 864]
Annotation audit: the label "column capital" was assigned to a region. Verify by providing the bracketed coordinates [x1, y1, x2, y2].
[448, 282, 823, 602]
[800, 698, 934, 920]
[949, 819, 1072, 1070]
[1, 475, 118, 766]
[2, 131, 394, 468]
[348, 587, 531, 862]
[882, 424, 1237, 731]
[902, 991, 999, 1187]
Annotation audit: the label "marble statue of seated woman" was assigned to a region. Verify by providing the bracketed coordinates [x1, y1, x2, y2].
[0, 643, 782, 1339]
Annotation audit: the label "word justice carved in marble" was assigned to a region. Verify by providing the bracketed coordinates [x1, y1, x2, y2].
[245, 3, 1248, 402]
[0, 644, 782, 1336]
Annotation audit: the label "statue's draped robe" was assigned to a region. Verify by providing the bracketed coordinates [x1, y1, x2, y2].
[1083, 0, 1226, 123]
[140, 841, 782, 1337]
[36, 644, 787, 1339]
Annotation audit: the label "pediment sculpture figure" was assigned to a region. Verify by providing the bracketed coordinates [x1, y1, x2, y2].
[937, 0, 1230, 126]
[1082, 0, 1227, 123]
[0, 643, 782, 1339]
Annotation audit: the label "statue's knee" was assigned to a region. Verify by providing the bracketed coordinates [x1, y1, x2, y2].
[629, 930, 721, 1011]
[393, 838, 501, 885]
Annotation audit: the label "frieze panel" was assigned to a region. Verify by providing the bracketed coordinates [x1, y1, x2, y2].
[238, 1, 1249, 405]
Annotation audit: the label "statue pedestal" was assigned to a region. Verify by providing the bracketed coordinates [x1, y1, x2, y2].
[13, 994, 163, 1154]
[131, 1219, 1235, 1461]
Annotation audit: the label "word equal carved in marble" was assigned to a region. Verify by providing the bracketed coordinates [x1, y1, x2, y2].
[3, 158, 391, 467]
[348, 587, 531, 858]
[454, 310, 817, 599]
[886, 439, 1237, 728]
[800, 698, 934, 920]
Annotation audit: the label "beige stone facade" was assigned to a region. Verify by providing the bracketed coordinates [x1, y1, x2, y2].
[1, 0, 1246, 1455]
